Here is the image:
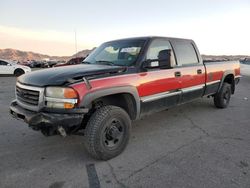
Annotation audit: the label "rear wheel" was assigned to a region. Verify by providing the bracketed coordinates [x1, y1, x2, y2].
[214, 83, 231, 108]
[84, 105, 131, 160]
[14, 69, 25, 77]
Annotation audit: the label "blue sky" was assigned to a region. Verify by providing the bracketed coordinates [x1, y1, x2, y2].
[0, 0, 250, 55]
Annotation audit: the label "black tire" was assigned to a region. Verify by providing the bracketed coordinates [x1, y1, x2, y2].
[14, 69, 25, 77]
[214, 83, 231, 108]
[84, 105, 131, 160]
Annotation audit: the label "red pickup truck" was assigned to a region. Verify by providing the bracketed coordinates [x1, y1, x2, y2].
[10, 36, 241, 160]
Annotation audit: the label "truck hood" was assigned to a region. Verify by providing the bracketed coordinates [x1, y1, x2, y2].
[18, 64, 126, 87]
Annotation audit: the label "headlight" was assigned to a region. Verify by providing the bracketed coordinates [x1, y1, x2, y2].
[45, 87, 79, 109]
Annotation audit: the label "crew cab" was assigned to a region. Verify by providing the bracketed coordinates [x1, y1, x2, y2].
[10, 36, 241, 160]
[0, 59, 31, 76]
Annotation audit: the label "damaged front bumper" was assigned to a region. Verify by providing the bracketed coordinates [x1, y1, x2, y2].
[9, 100, 88, 136]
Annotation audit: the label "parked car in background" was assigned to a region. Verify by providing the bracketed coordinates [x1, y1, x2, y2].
[30, 61, 44, 68]
[0, 59, 31, 76]
[54, 57, 85, 67]
[18, 60, 39, 68]
[18, 61, 31, 67]
[47, 61, 58, 67]
[240, 58, 250, 65]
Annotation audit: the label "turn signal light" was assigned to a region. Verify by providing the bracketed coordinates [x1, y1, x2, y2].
[64, 103, 75, 109]
[64, 88, 78, 98]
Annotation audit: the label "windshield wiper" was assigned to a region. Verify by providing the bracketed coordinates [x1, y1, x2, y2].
[95, 60, 115, 66]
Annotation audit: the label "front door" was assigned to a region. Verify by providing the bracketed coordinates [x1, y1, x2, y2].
[138, 38, 181, 116]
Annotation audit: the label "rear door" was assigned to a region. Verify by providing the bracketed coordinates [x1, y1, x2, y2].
[138, 38, 182, 116]
[171, 40, 206, 103]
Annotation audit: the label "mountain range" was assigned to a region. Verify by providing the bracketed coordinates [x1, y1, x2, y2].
[0, 48, 94, 62]
[0, 48, 249, 62]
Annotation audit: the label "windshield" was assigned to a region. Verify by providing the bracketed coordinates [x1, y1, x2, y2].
[84, 39, 146, 66]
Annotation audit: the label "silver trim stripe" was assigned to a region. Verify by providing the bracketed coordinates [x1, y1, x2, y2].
[206, 80, 221, 86]
[141, 84, 205, 103]
[181, 84, 205, 93]
[141, 91, 181, 103]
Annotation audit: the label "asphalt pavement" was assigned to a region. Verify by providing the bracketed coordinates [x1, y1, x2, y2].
[0, 74, 249, 188]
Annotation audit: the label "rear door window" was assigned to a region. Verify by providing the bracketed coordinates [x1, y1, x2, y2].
[172, 41, 199, 66]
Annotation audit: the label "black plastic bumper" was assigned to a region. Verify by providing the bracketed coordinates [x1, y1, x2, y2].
[10, 100, 86, 133]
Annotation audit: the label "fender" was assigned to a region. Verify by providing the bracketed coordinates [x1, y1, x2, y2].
[218, 70, 235, 93]
[80, 86, 141, 120]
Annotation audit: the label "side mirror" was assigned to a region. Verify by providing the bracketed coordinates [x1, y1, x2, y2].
[7, 63, 12, 66]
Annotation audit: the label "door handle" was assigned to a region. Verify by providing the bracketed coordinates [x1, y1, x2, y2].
[197, 69, 202, 74]
[175, 71, 181, 77]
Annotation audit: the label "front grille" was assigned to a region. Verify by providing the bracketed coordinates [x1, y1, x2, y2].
[16, 86, 39, 106]
[15, 82, 44, 112]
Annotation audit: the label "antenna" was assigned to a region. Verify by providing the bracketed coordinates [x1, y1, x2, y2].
[75, 29, 78, 60]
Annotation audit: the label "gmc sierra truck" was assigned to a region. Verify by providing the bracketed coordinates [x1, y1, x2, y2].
[10, 36, 241, 160]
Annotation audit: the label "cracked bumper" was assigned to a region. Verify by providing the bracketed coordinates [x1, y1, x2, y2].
[10, 100, 86, 131]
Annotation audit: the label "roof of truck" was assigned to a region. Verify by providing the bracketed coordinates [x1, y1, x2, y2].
[106, 36, 193, 43]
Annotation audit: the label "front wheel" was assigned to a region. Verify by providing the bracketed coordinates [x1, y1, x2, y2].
[214, 83, 231, 108]
[84, 105, 131, 160]
[14, 69, 25, 77]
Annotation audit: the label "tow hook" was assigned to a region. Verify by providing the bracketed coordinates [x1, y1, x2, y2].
[58, 126, 67, 137]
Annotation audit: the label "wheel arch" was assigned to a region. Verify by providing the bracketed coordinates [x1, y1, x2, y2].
[14, 68, 25, 75]
[80, 86, 140, 120]
[218, 71, 235, 94]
